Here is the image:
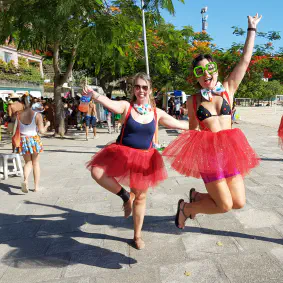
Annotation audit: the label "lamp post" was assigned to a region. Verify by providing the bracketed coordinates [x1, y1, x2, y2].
[141, 0, 150, 76]
[201, 6, 208, 31]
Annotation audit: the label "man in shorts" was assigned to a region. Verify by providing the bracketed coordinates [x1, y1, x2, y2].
[84, 98, 98, 140]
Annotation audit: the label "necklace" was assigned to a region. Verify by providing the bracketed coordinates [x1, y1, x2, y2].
[133, 103, 152, 115]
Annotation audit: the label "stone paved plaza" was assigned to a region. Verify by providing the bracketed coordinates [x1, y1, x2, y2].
[0, 107, 283, 283]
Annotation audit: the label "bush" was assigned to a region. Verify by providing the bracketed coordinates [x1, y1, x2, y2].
[18, 56, 29, 69]
[0, 59, 6, 71]
[6, 60, 17, 73]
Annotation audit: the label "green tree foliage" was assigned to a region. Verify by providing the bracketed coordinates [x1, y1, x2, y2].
[0, 0, 182, 135]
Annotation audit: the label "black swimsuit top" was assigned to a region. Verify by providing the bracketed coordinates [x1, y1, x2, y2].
[196, 96, 232, 121]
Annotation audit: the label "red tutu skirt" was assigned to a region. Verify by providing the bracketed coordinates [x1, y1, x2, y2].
[86, 143, 167, 191]
[278, 116, 283, 148]
[162, 128, 260, 179]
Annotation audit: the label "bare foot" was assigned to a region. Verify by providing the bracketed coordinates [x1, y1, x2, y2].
[123, 192, 135, 218]
[133, 237, 145, 250]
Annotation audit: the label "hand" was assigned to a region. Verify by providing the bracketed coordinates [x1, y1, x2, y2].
[45, 121, 51, 127]
[248, 13, 262, 29]
[82, 86, 97, 97]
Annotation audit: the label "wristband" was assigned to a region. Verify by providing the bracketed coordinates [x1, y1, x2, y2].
[247, 28, 256, 32]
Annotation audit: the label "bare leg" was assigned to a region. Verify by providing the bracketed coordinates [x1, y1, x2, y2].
[177, 179, 233, 229]
[178, 175, 245, 228]
[132, 189, 147, 249]
[31, 153, 40, 192]
[107, 119, 112, 134]
[91, 166, 134, 217]
[93, 126, 96, 138]
[91, 166, 121, 194]
[23, 154, 33, 185]
[85, 125, 89, 140]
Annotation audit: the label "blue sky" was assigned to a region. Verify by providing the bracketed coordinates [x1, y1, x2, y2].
[161, 0, 283, 52]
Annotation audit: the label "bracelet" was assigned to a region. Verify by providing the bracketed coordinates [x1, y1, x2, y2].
[247, 28, 256, 32]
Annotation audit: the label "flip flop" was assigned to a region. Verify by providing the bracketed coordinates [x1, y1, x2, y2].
[175, 199, 190, 230]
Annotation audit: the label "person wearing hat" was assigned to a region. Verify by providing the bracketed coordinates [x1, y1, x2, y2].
[7, 92, 25, 151]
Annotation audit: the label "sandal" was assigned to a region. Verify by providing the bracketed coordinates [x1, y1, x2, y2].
[133, 237, 145, 250]
[175, 199, 190, 230]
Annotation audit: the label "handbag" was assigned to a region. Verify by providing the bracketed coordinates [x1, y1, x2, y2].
[12, 114, 21, 147]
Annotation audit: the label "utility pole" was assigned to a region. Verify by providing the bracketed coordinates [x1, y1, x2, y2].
[141, 0, 150, 76]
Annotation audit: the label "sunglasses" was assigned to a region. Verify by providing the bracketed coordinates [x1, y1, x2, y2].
[193, 62, 218, 78]
[134, 84, 149, 91]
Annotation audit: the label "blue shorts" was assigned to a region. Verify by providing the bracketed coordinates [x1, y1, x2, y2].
[85, 116, 96, 127]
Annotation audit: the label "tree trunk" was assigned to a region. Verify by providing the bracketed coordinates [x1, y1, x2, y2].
[52, 42, 77, 136]
[54, 79, 65, 137]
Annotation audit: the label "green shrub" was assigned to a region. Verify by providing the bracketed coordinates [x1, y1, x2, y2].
[0, 59, 6, 71]
[7, 60, 17, 73]
[18, 56, 29, 69]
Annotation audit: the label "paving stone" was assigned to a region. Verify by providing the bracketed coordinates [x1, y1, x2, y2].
[0, 221, 43, 243]
[64, 249, 134, 278]
[0, 253, 69, 283]
[182, 233, 239, 255]
[36, 216, 86, 236]
[44, 277, 91, 283]
[218, 253, 283, 283]
[45, 232, 104, 256]
[233, 208, 282, 229]
[0, 236, 53, 262]
[159, 259, 228, 283]
[91, 266, 161, 283]
[233, 227, 283, 253]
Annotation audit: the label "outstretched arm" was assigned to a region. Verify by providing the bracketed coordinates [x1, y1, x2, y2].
[157, 108, 189, 130]
[83, 86, 128, 114]
[224, 13, 262, 98]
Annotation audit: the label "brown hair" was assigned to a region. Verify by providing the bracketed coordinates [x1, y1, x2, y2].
[192, 54, 216, 69]
[130, 72, 156, 107]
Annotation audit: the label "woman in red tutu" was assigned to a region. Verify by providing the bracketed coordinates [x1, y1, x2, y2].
[84, 73, 188, 249]
[163, 14, 262, 229]
[278, 116, 283, 148]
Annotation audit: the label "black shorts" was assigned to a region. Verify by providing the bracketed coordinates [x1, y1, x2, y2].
[84, 115, 97, 127]
[175, 110, 180, 116]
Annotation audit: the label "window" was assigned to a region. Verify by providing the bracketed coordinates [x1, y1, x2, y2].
[4, 52, 12, 63]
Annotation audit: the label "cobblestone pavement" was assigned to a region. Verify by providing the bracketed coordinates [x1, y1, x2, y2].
[0, 110, 283, 283]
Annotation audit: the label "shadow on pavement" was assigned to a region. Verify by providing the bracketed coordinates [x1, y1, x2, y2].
[260, 157, 283, 162]
[0, 183, 23, 195]
[1, 199, 283, 271]
[0, 203, 137, 270]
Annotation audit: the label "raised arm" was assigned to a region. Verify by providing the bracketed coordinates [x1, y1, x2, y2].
[224, 13, 262, 98]
[36, 113, 50, 134]
[157, 108, 189, 130]
[83, 86, 128, 114]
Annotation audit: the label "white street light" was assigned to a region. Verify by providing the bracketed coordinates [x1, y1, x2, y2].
[201, 6, 208, 31]
[141, 0, 150, 76]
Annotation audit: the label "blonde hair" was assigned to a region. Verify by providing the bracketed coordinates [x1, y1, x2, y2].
[130, 72, 156, 107]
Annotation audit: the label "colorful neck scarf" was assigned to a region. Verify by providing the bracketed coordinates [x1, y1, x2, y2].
[200, 82, 226, 102]
[133, 103, 152, 115]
